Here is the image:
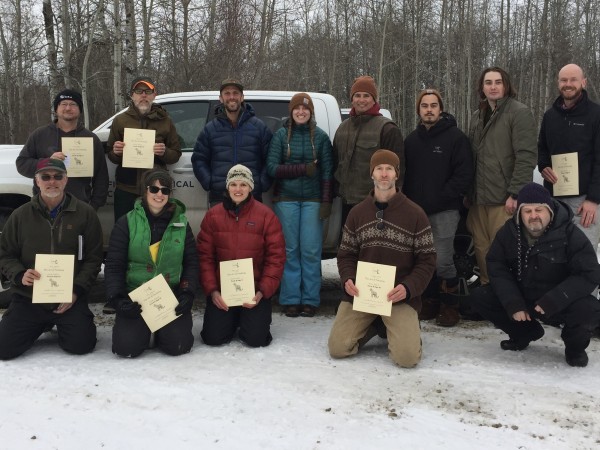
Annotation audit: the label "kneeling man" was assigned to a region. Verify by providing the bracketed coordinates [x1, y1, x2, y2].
[473, 182, 600, 367]
[328, 150, 436, 368]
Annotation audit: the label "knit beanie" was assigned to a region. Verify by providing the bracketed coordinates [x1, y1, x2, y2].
[516, 183, 555, 223]
[226, 164, 255, 190]
[142, 168, 173, 195]
[370, 149, 399, 175]
[350, 76, 378, 101]
[289, 93, 314, 116]
[416, 89, 444, 115]
[53, 89, 83, 112]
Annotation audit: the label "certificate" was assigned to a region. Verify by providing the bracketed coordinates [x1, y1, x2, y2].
[551, 152, 579, 196]
[220, 258, 255, 307]
[61, 137, 94, 177]
[123, 128, 155, 169]
[32, 254, 74, 304]
[129, 274, 179, 332]
[353, 261, 396, 317]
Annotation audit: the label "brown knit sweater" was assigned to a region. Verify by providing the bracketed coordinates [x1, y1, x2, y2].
[337, 189, 436, 312]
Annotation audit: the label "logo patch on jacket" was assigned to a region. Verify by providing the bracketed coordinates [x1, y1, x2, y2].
[246, 221, 256, 227]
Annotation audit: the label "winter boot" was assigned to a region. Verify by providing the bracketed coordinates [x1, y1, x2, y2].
[436, 303, 460, 327]
[419, 297, 440, 320]
[436, 278, 460, 327]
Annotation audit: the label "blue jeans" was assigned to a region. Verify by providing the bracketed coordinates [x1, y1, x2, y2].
[428, 210, 460, 280]
[560, 195, 600, 250]
[274, 201, 323, 307]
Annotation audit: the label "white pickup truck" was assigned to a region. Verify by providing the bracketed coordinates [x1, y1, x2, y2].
[0, 90, 344, 258]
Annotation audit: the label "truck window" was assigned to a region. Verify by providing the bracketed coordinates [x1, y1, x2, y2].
[161, 101, 210, 151]
[249, 101, 290, 133]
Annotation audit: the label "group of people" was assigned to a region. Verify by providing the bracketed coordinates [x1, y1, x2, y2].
[1, 64, 599, 369]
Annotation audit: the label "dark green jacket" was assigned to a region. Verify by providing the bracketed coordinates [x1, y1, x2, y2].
[469, 97, 537, 205]
[0, 193, 103, 304]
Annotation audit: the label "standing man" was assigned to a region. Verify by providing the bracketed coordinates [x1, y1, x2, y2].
[328, 150, 436, 368]
[472, 183, 600, 367]
[107, 76, 182, 221]
[467, 67, 537, 285]
[333, 75, 404, 228]
[538, 63, 600, 248]
[191, 78, 273, 206]
[16, 89, 109, 210]
[0, 158, 103, 360]
[404, 89, 474, 327]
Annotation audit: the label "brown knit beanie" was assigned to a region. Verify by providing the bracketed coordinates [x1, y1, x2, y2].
[370, 149, 399, 175]
[289, 93, 314, 116]
[350, 76, 378, 101]
[416, 89, 444, 115]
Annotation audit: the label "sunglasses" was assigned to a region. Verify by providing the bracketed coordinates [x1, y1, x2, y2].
[376, 209, 385, 230]
[147, 185, 172, 195]
[39, 174, 64, 181]
[133, 88, 155, 95]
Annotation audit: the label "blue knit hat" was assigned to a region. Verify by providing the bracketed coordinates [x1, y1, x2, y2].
[516, 183, 555, 223]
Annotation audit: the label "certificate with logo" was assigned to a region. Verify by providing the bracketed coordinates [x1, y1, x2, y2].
[551, 152, 579, 196]
[62, 137, 94, 177]
[129, 274, 179, 332]
[32, 254, 74, 303]
[353, 261, 396, 317]
[123, 128, 155, 169]
[220, 258, 255, 307]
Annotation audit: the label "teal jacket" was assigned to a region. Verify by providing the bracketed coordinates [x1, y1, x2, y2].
[267, 121, 333, 203]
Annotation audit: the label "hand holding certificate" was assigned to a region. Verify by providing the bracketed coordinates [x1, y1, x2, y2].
[220, 258, 255, 307]
[123, 128, 156, 169]
[61, 137, 94, 177]
[352, 261, 396, 317]
[551, 152, 579, 196]
[128, 274, 179, 332]
[32, 254, 74, 304]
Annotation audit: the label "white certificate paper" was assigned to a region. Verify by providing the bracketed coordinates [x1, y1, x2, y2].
[551, 152, 579, 196]
[353, 261, 396, 317]
[62, 137, 94, 177]
[32, 254, 74, 303]
[128, 274, 179, 332]
[220, 258, 255, 307]
[123, 128, 155, 169]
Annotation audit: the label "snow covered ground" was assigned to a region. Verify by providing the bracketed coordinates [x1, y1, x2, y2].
[1, 261, 599, 449]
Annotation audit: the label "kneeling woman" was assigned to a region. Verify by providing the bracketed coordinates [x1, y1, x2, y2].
[198, 164, 285, 347]
[105, 169, 198, 357]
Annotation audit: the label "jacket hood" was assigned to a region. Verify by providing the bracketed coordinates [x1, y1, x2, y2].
[512, 197, 573, 233]
[214, 101, 256, 124]
[126, 102, 169, 120]
[552, 89, 589, 114]
[417, 111, 457, 137]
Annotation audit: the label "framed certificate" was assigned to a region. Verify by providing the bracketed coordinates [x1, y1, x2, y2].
[62, 137, 94, 177]
[220, 258, 255, 307]
[352, 261, 396, 317]
[551, 152, 579, 196]
[123, 128, 155, 169]
[128, 274, 179, 332]
[32, 254, 74, 303]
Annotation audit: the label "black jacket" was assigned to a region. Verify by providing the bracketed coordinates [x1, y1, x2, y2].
[403, 113, 474, 214]
[487, 199, 600, 318]
[538, 90, 600, 202]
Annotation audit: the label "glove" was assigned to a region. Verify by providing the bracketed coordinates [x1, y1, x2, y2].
[305, 161, 318, 177]
[175, 291, 195, 315]
[319, 202, 332, 220]
[115, 297, 142, 319]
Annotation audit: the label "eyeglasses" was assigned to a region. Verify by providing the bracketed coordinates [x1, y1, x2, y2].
[59, 102, 78, 108]
[133, 88, 155, 95]
[376, 210, 385, 230]
[147, 185, 172, 195]
[39, 174, 65, 181]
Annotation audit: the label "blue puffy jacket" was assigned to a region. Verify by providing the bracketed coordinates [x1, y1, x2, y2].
[192, 102, 273, 203]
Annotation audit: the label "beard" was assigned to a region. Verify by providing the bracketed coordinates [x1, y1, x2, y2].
[525, 219, 545, 237]
[561, 86, 583, 101]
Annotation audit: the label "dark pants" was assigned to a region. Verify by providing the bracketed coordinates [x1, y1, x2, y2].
[201, 296, 272, 347]
[472, 285, 600, 353]
[112, 311, 194, 357]
[0, 295, 96, 360]
[113, 188, 139, 222]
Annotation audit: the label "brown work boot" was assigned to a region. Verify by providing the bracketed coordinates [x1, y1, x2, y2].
[419, 297, 440, 320]
[436, 303, 460, 327]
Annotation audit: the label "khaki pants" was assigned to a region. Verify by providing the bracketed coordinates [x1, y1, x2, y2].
[466, 205, 511, 285]
[328, 301, 421, 368]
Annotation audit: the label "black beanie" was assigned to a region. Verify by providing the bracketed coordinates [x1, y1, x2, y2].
[53, 89, 83, 112]
[516, 183, 555, 223]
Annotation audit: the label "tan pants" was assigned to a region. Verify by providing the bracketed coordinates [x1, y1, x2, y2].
[328, 301, 421, 368]
[466, 204, 511, 285]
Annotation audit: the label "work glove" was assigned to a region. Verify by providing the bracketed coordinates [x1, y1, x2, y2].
[175, 291, 195, 315]
[114, 297, 142, 319]
[305, 161, 318, 177]
[319, 202, 332, 220]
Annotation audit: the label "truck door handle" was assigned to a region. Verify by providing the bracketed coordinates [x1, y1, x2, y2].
[172, 166, 194, 174]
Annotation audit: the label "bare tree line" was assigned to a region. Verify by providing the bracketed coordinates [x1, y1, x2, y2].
[0, 0, 598, 144]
